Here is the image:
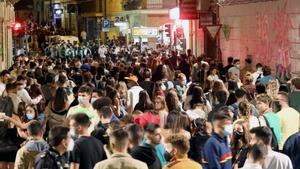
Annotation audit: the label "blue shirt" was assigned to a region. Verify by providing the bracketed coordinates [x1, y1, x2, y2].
[203, 133, 232, 169]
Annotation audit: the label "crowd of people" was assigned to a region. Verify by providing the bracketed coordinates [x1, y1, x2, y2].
[0, 41, 299, 169]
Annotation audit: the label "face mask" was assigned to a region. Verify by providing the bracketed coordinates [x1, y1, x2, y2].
[161, 84, 167, 91]
[164, 151, 173, 162]
[70, 128, 78, 140]
[67, 138, 75, 151]
[233, 131, 244, 140]
[223, 124, 233, 137]
[26, 113, 35, 120]
[90, 97, 97, 105]
[78, 96, 89, 105]
[236, 64, 240, 69]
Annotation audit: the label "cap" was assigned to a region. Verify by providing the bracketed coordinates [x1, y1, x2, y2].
[81, 64, 91, 71]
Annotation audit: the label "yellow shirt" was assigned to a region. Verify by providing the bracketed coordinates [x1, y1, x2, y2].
[277, 107, 300, 149]
[163, 155, 202, 169]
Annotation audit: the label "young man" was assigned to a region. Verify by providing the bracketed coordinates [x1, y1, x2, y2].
[240, 144, 267, 169]
[126, 74, 144, 114]
[144, 123, 167, 167]
[15, 121, 49, 169]
[94, 129, 148, 169]
[283, 131, 300, 169]
[69, 113, 106, 169]
[163, 134, 202, 169]
[91, 89, 104, 104]
[256, 94, 282, 146]
[139, 69, 155, 99]
[229, 88, 259, 120]
[67, 86, 99, 132]
[207, 90, 228, 122]
[228, 59, 240, 78]
[223, 57, 234, 74]
[252, 63, 264, 84]
[248, 126, 293, 169]
[128, 124, 161, 169]
[275, 91, 300, 149]
[91, 106, 117, 145]
[203, 113, 233, 169]
[35, 126, 71, 169]
[240, 58, 254, 81]
[0, 70, 10, 95]
[16, 75, 43, 105]
[288, 77, 300, 112]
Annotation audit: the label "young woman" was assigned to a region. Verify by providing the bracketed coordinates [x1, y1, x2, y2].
[44, 87, 70, 129]
[1, 103, 40, 139]
[134, 90, 154, 112]
[153, 95, 168, 128]
[163, 111, 191, 140]
[165, 89, 183, 113]
[231, 119, 251, 168]
[186, 86, 211, 120]
[116, 81, 130, 111]
[188, 118, 210, 164]
[238, 101, 260, 129]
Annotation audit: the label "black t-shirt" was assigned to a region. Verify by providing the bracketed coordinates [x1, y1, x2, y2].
[140, 81, 155, 99]
[70, 136, 106, 169]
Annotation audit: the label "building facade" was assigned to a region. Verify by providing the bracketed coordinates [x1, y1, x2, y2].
[219, 0, 300, 76]
[0, 0, 15, 70]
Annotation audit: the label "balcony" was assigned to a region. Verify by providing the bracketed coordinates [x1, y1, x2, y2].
[123, 0, 176, 10]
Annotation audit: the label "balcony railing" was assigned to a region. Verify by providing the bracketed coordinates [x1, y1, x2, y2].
[123, 0, 176, 10]
[146, 0, 163, 9]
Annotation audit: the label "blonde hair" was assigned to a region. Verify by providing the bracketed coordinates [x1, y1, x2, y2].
[154, 95, 168, 112]
[117, 81, 128, 99]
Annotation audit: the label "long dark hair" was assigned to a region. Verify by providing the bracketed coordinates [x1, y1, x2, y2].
[190, 86, 206, 109]
[53, 87, 68, 111]
[165, 90, 180, 112]
[135, 90, 153, 112]
[191, 118, 208, 136]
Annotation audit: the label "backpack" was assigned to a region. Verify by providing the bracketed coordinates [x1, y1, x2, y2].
[262, 115, 279, 151]
[0, 95, 14, 139]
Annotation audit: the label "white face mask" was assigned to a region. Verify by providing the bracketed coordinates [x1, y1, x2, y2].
[67, 137, 75, 151]
[90, 97, 97, 105]
[26, 112, 35, 120]
[78, 96, 89, 105]
[223, 124, 233, 137]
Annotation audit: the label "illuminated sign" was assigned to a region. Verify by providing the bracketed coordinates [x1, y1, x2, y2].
[132, 27, 158, 37]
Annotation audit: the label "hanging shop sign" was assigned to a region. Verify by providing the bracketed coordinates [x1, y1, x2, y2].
[179, 0, 198, 20]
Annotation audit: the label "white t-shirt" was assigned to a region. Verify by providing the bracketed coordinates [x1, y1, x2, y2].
[252, 71, 264, 84]
[128, 86, 144, 111]
[207, 74, 220, 82]
[0, 83, 5, 96]
[243, 149, 293, 169]
[240, 163, 263, 169]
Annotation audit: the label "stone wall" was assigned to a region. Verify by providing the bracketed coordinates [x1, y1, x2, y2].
[219, 0, 300, 76]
